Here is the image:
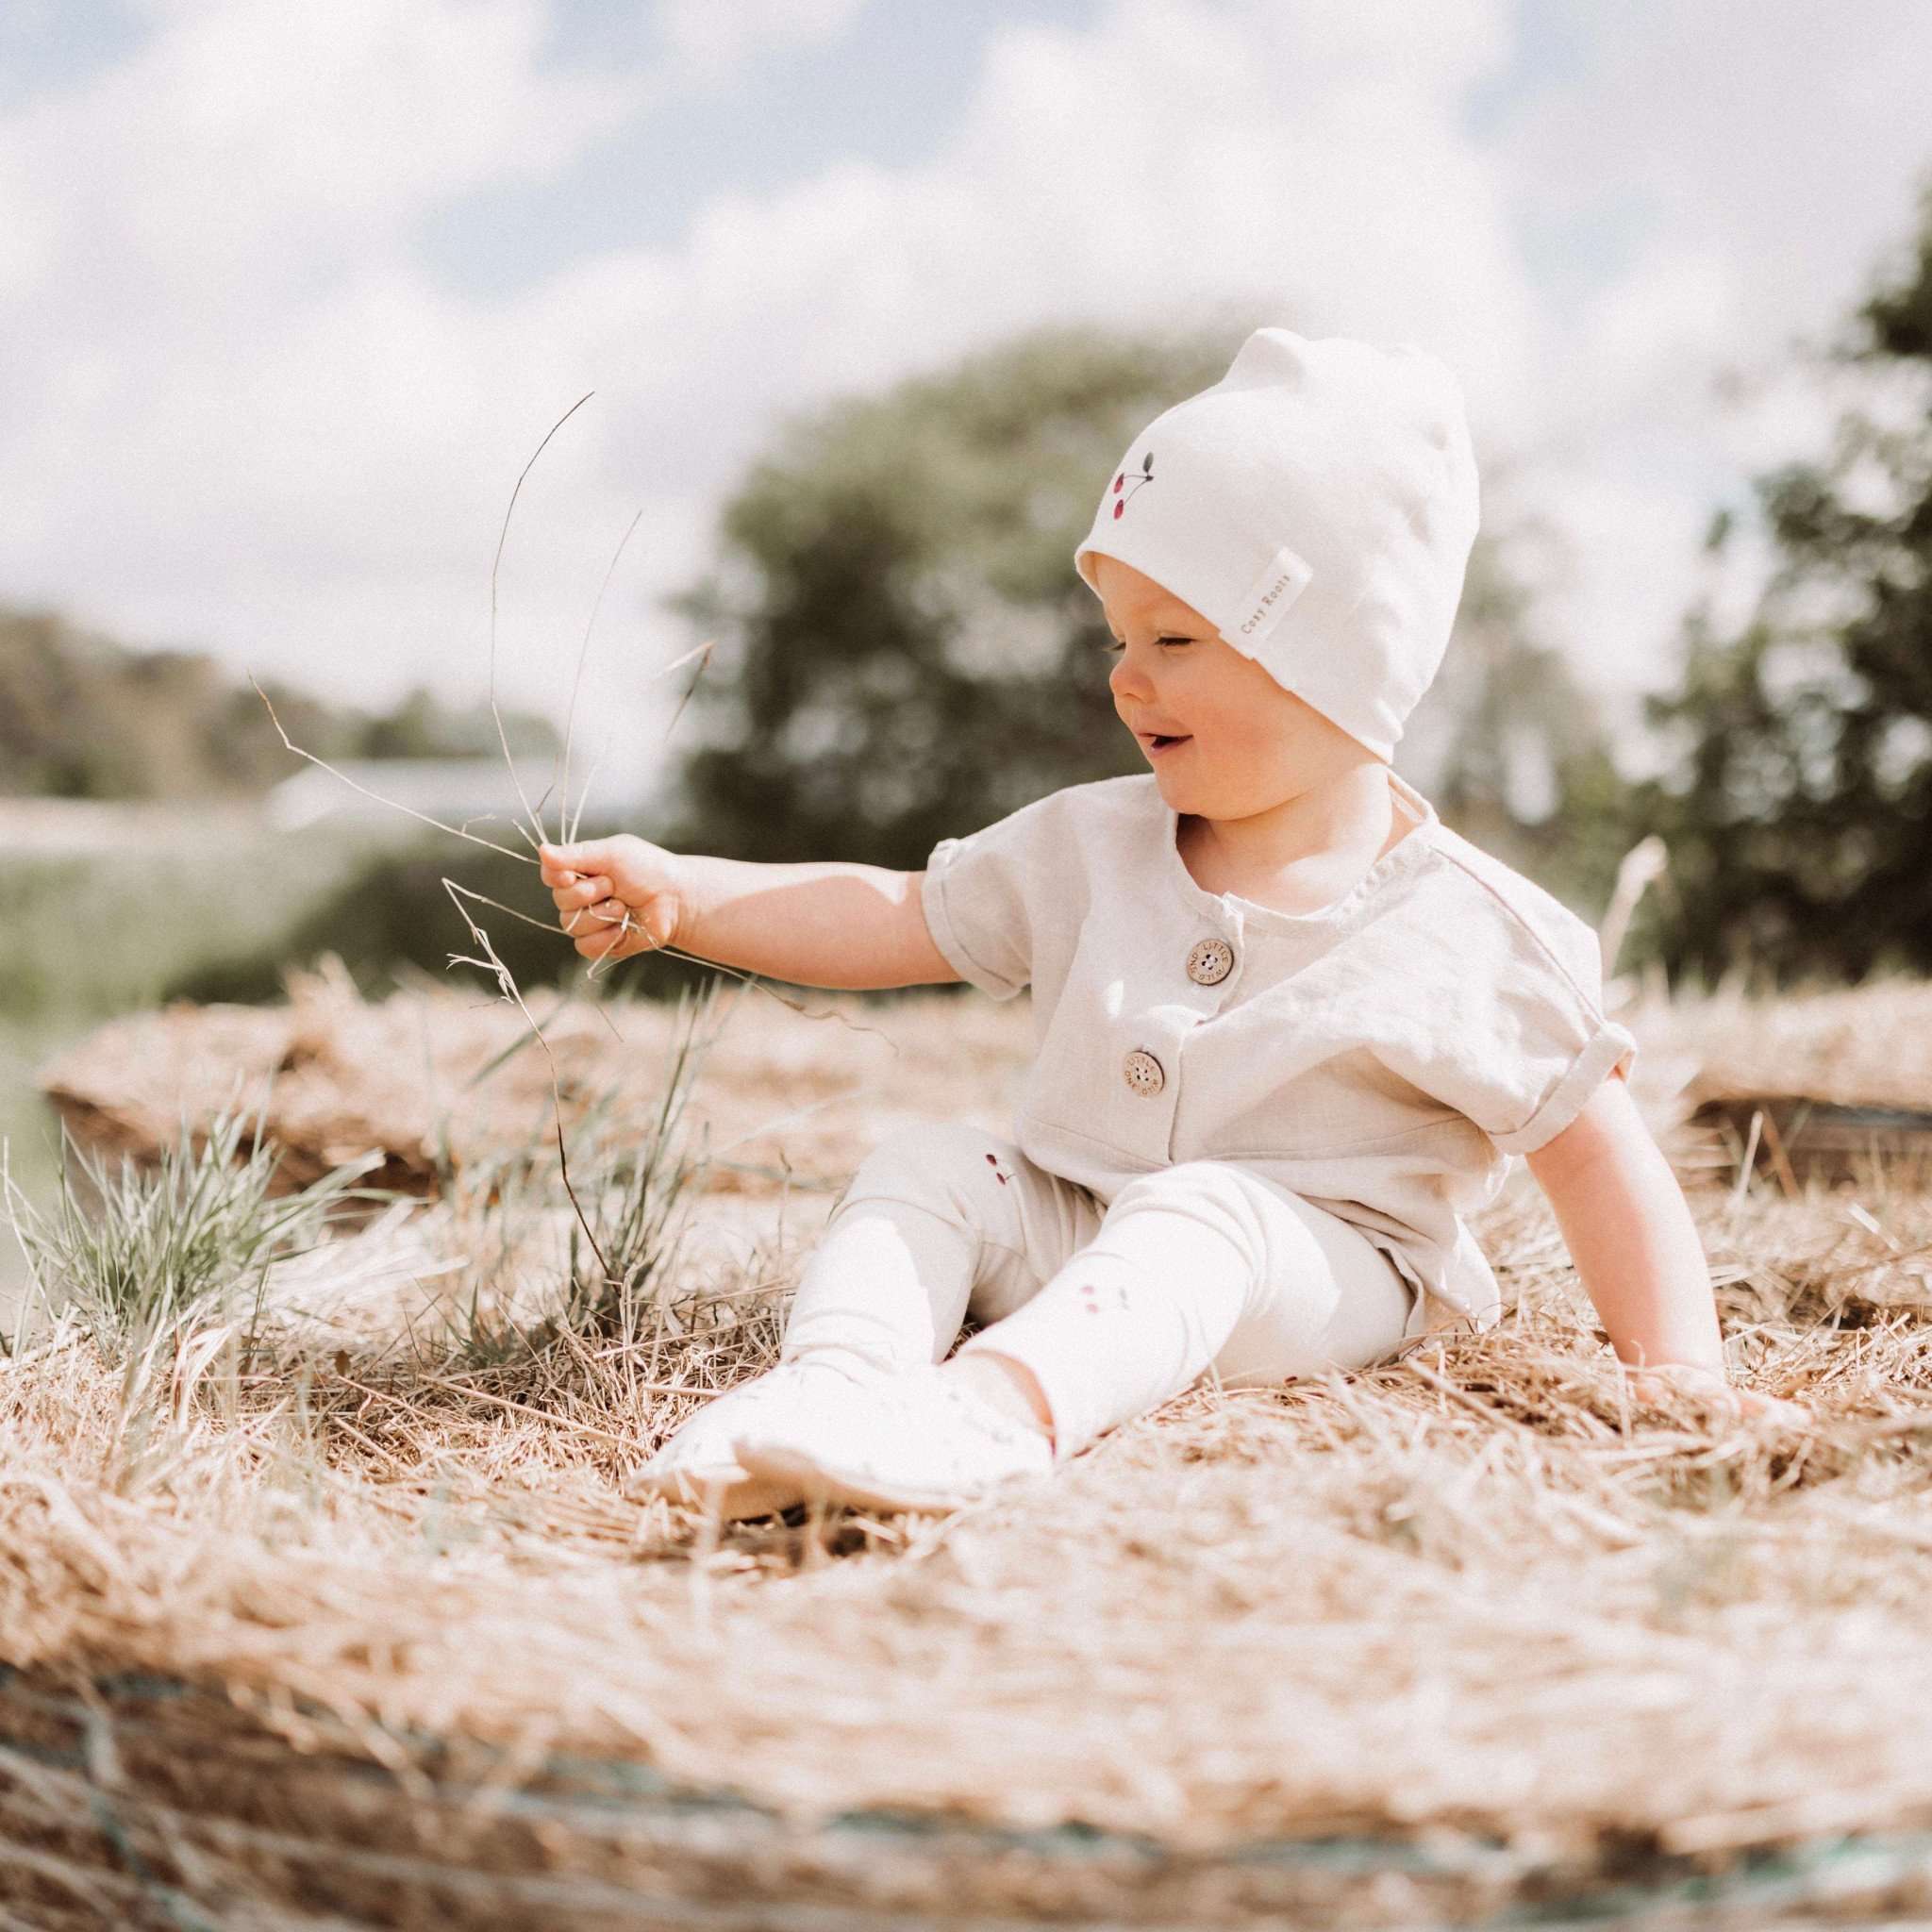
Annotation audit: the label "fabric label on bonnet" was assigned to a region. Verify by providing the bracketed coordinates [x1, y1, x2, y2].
[1230, 545, 1315, 651]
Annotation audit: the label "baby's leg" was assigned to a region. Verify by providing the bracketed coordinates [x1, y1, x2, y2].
[778, 1121, 1104, 1374]
[955, 1160, 1415, 1460]
[634, 1122, 1091, 1515]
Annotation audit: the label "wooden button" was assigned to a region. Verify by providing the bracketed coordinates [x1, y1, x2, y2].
[1187, 937, 1234, 986]
[1123, 1048, 1165, 1096]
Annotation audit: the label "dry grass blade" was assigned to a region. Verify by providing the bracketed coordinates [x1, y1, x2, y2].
[255, 657, 900, 1061]
[652, 635, 716, 768]
[556, 505, 645, 842]
[564, 638, 716, 844]
[250, 677, 535, 865]
[441, 877, 614, 1289]
[488, 390, 595, 851]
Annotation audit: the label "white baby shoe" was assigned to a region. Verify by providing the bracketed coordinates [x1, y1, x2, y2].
[626, 1352, 887, 1521]
[731, 1361, 1056, 1514]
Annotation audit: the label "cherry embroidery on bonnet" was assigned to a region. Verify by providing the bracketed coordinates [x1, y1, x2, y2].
[1111, 448, 1155, 519]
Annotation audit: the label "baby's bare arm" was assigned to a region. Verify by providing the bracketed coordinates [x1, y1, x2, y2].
[1524, 1071, 1805, 1423]
[683, 857, 959, 991]
[538, 835, 959, 991]
[1525, 1071, 1724, 1372]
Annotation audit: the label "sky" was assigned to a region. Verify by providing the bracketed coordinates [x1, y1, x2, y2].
[2, 0, 1928, 805]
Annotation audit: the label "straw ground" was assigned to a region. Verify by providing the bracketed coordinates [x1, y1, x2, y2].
[5, 972, 1932, 1925]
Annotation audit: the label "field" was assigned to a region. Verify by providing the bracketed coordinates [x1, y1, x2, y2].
[0, 808, 634, 1316]
[1, 810, 353, 1323]
[4, 963, 1932, 1927]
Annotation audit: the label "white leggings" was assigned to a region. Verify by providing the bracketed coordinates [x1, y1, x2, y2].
[777, 1122, 1419, 1460]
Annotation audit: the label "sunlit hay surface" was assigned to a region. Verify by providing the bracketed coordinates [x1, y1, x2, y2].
[7, 974, 1932, 1911]
[37, 952, 1027, 1200]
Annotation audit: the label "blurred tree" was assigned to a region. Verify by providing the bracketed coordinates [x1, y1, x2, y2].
[355, 685, 557, 760]
[164, 841, 558, 1006]
[1626, 175, 1932, 987]
[357, 687, 449, 761]
[0, 608, 558, 799]
[1398, 480, 1628, 915]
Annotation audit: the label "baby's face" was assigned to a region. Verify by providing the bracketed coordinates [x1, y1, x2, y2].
[1091, 553, 1367, 818]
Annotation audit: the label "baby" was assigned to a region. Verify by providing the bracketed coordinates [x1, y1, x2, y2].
[539, 326, 1804, 1521]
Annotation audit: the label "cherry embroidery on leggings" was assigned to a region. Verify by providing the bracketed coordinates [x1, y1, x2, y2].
[1111, 448, 1155, 519]
[1077, 1280, 1129, 1315]
[985, 1152, 1010, 1187]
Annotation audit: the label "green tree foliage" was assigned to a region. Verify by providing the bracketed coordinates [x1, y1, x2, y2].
[1628, 177, 1932, 986]
[0, 606, 558, 799]
[353, 686, 558, 762]
[0, 608, 327, 798]
[162, 841, 557, 1007]
[654, 323, 1238, 867]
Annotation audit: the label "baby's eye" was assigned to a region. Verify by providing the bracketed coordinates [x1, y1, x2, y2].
[1099, 636, 1191, 653]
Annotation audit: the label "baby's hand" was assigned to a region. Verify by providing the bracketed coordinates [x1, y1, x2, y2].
[537, 835, 691, 964]
[1626, 1359, 1808, 1428]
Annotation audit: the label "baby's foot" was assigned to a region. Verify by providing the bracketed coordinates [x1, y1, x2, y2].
[625, 1352, 886, 1521]
[731, 1362, 1055, 1515]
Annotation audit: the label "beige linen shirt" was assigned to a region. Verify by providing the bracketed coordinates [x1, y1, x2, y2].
[918, 769, 1639, 1341]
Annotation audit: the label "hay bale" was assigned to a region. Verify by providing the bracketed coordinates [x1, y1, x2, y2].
[9, 974, 1932, 1925]
[10, 1668, 1932, 1928]
[36, 958, 1028, 1205]
[1619, 975, 1932, 1189]
[42, 962, 1932, 1211]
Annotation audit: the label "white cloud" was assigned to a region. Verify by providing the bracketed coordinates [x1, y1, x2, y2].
[1573, 249, 1740, 410]
[1474, 0, 1932, 714]
[654, 0, 871, 83]
[2, 2, 634, 317]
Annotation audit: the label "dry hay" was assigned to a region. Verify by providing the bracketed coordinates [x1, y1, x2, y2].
[7, 975, 1932, 1926]
[40, 963, 1932, 1208]
[37, 954, 1026, 1203]
[1620, 972, 1932, 1188]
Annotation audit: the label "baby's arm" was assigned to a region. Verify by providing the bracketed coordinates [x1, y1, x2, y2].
[537, 836, 960, 991]
[1523, 1070, 1806, 1424]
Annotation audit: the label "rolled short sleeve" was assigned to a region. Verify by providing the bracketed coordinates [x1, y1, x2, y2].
[919, 793, 1060, 1002]
[1412, 879, 1641, 1158]
[1485, 1008, 1640, 1157]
